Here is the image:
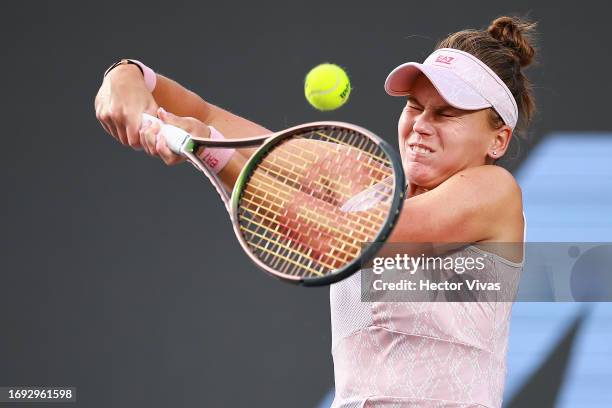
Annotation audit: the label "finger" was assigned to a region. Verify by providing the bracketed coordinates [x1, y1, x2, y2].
[121, 123, 141, 150]
[140, 131, 154, 156]
[95, 107, 115, 139]
[98, 108, 122, 143]
[107, 111, 128, 145]
[97, 118, 115, 140]
[138, 112, 157, 156]
[157, 107, 193, 131]
[145, 102, 159, 117]
[138, 128, 151, 155]
[156, 132, 184, 165]
[137, 111, 153, 148]
[110, 112, 136, 149]
[106, 119, 122, 144]
[139, 120, 157, 156]
[158, 107, 212, 141]
[127, 119, 144, 151]
[144, 121, 161, 156]
[117, 125, 132, 149]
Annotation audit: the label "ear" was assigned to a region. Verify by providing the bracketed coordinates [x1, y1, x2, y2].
[488, 125, 512, 159]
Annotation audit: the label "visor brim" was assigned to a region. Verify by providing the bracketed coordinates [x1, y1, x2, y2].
[384, 63, 492, 111]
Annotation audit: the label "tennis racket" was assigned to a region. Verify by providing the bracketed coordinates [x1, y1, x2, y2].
[142, 113, 405, 286]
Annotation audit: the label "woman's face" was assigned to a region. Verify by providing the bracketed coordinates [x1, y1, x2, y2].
[398, 74, 502, 191]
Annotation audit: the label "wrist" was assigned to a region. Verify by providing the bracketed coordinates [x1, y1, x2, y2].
[198, 126, 235, 174]
[106, 63, 142, 79]
[103, 59, 157, 92]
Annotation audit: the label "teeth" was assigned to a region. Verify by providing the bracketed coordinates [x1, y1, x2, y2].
[410, 145, 433, 154]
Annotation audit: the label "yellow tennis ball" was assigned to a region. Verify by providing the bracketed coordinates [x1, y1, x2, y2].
[304, 63, 351, 111]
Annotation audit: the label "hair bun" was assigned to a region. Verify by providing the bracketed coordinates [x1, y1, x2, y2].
[487, 16, 537, 67]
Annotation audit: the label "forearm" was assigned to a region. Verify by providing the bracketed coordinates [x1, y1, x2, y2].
[152, 74, 272, 191]
[151, 74, 212, 122]
[104, 64, 271, 191]
[153, 74, 269, 158]
[154, 74, 274, 190]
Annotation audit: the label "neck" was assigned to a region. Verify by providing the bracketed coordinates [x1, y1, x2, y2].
[407, 184, 429, 197]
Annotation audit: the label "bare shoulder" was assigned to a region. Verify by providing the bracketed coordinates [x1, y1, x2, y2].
[441, 165, 523, 241]
[451, 165, 521, 196]
[431, 165, 522, 211]
[453, 165, 524, 246]
[390, 165, 523, 245]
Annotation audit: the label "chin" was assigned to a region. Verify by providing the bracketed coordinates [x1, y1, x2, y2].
[404, 162, 436, 188]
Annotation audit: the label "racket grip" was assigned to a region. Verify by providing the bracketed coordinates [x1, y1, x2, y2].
[141, 113, 191, 155]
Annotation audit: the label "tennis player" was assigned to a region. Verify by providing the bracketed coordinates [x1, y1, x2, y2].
[95, 15, 537, 408]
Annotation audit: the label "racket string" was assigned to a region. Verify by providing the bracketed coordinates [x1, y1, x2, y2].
[237, 126, 397, 278]
[256, 161, 391, 223]
[242, 175, 385, 240]
[239, 194, 369, 260]
[260, 141, 393, 199]
[239, 204, 344, 276]
[239, 190, 374, 275]
[262, 141, 394, 208]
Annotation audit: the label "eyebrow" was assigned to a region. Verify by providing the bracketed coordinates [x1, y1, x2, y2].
[406, 94, 461, 112]
[405, 95, 423, 106]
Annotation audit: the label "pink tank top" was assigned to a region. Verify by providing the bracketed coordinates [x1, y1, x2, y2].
[329, 225, 526, 408]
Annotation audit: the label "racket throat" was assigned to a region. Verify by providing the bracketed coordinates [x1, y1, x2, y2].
[184, 150, 232, 210]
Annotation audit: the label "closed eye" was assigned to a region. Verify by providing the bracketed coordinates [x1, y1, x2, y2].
[437, 109, 463, 118]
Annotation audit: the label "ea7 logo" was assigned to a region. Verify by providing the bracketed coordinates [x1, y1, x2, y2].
[435, 55, 454, 64]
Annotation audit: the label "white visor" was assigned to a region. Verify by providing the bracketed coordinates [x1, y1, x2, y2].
[384, 48, 518, 129]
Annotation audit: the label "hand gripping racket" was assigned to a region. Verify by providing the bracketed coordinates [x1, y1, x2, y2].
[142, 113, 405, 286]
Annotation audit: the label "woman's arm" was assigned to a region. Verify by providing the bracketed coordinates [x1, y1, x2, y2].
[388, 165, 523, 244]
[95, 61, 272, 189]
[152, 73, 271, 155]
[95, 62, 270, 155]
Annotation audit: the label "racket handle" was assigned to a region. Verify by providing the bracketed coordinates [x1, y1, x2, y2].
[140, 114, 231, 208]
[141, 113, 191, 155]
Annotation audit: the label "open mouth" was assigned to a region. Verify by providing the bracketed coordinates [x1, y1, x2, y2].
[408, 143, 435, 154]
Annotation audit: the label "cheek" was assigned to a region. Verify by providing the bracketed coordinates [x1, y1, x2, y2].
[441, 122, 489, 163]
[397, 112, 413, 149]
[397, 110, 412, 134]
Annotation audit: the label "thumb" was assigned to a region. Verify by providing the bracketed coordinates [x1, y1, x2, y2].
[157, 107, 192, 131]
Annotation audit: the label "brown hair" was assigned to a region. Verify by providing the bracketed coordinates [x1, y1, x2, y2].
[436, 16, 538, 136]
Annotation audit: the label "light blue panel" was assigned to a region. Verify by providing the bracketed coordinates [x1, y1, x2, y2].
[318, 133, 612, 408]
[556, 304, 612, 407]
[506, 133, 612, 406]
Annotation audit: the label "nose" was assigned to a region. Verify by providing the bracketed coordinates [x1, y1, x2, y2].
[413, 111, 435, 137]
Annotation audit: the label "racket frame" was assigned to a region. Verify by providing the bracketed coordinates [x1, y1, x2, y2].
[222, 122, 406, 286]
[158, 117, 405, 286]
